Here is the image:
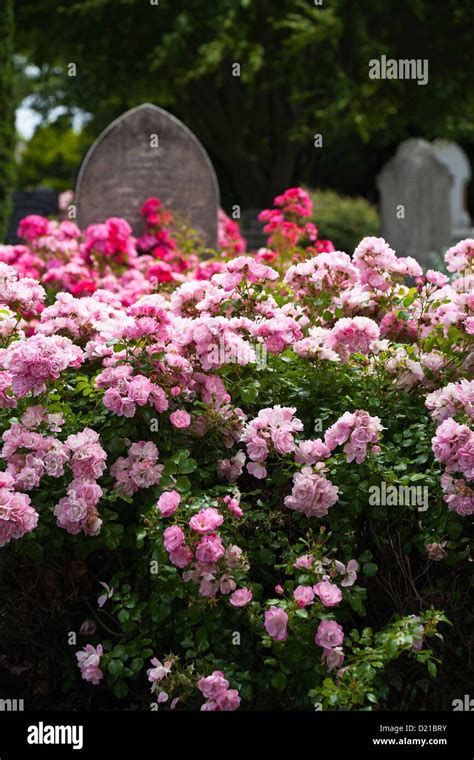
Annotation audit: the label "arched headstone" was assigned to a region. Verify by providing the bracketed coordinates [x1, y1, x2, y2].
[432, 140, 472, 237]
[75, 104, 219, 248]
[376, 139, 452, 266]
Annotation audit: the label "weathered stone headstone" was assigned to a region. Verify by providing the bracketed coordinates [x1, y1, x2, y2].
[240, 209, 267, 250]
[376, 139, 452, 266]
[432, 140, 472, 238]
[75, 103, 219, 248]
[6, 189, 59, 244]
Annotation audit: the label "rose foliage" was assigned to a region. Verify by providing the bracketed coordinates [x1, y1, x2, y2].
[0, 187, 472, 710]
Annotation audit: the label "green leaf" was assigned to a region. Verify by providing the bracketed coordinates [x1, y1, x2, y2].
[175, 476, 191, 493]
[179, 458, 197, 474]
[363, 562, 378, 577]
[108, 659, 124, 677]
[271, 672, 287, 690]
[113, 681, 129, 699]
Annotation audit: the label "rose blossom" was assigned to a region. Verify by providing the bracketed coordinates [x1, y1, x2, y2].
[264, 606, 288, 641]
[157, 490, 181, 517]
[230, 588, 253, 607]
[313, 580, 342, 607]
[315, 620, 344, 649]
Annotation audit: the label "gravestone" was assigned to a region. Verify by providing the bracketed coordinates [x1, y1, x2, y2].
[376, 139, 452, 266]
[432, 140, 472, 239]
[6, 189, 59, 244]
[75, 104, 219, 248]
[240, 208, 267, 250]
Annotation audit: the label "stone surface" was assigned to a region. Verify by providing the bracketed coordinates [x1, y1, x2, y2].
[377, 138, 453, 266]
[432, 140, 472, 237]
[240, 208, 267, 250]
[6, 189, 59, 244]
[75, 104, 219, 248]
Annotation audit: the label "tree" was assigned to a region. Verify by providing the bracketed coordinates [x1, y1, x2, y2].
[0, 0, 16, 239]
[15, 115, 90, 192]
[13, 0, 474, 206]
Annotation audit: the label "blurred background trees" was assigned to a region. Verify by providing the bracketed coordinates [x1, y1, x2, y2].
[7, 0, 474, 210]
[0, 0, 16, 238]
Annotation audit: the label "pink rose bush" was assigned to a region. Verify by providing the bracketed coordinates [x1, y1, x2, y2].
[0, 189, 469, 711]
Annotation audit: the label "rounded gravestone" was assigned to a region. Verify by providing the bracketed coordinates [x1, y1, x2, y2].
[75, 104, 219, 248]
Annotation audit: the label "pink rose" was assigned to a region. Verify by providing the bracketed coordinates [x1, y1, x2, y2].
[189, 507, 224, 533]
[169, 544, 193, 568]
[315, 620, 344, 649]
[169, 410, 191, 428]
[197, 671, 229, 700]
[264, 606, 288, 641]
[294, 585, 315, 608]
[163, 525, 185, 552]
[230, 588, 253, 607]
[322, 646, 345, 671]
[313, 580, 342, 607]
[157, 490, 181, 517]
[195, 534, 225, 563]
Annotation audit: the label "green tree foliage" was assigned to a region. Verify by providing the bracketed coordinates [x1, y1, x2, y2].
[0, 0, 16, 239]
[308, 189, 380, 255]
[16, 115, 91, 192]
[13, 0, 474, 205]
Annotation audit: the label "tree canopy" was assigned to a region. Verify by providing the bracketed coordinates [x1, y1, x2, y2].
[13, 0, 474, 206]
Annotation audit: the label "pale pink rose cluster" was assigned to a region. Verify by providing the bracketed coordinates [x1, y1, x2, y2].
[1, 422, 69, 491]
[0, 260, 45, 313]
[440, 473, 474, 516]
[76, 644, 103, 685]
[197, 670, 241, 711]
[444, 238, 474, 273]
[327, 316, 380, 363]
[291, 553, 359, 587]
[432, 418, 474, 481]
[294, 580, 342, 608]
[110, 441, 164, 496]
[353, 236, 421, 291]
[241, 405, 304, 479]
[95, 364, 168, 418]
[251, 314, 303, 354]
[293, 326, 341, 362]
[66, 428, 107, 480]
[159, 497, 250, 602]
[217, 451, 246, 482]
[222, 493, 244, 519]
[325, 410, 383, 464]
[426, 379, 474, 423]
[0, 471, 39, 547]
[0, 372, 17, 409]
[284, 251, 359, 298]
[284, 466, 339, 518]
[146, 657, 178, 707]
[315, 620, 345, 672]
[264, 606, 288, 641]
[37, 290, 126, 340]
[3, 334, 83, 397]
[54, 477, 103, 536]
[211, 255, 278, 291]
